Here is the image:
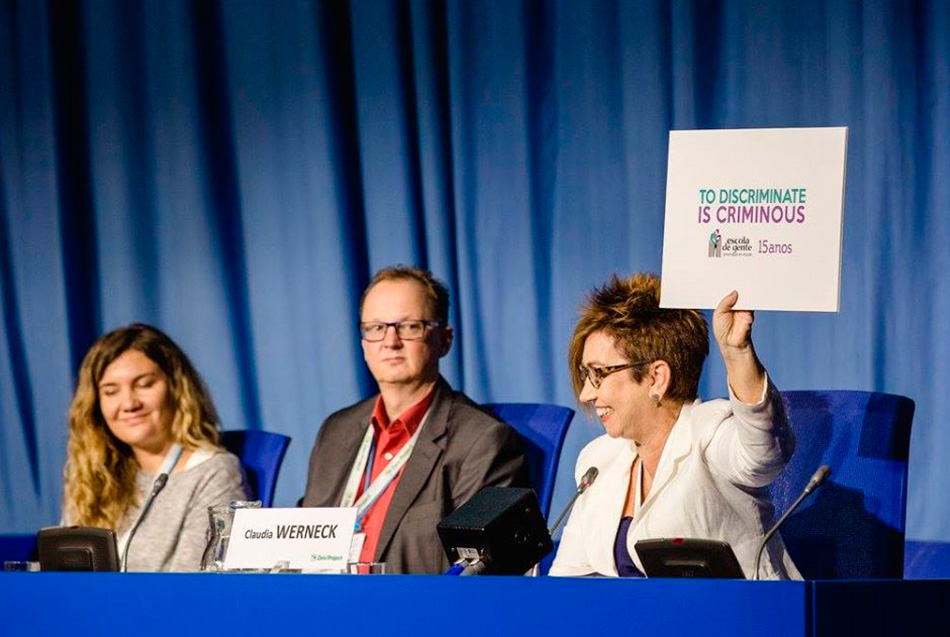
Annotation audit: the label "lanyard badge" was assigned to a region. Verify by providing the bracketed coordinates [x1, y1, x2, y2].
[340, 407, 432, 530]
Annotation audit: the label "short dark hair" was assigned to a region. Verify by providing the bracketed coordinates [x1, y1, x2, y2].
[360, 265, 451, 324]
[568, 273, 709, 403]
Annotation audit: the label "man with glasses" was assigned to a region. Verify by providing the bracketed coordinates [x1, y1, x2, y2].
[301, 266, 527, 574]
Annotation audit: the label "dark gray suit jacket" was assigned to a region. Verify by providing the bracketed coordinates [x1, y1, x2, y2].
[301, 376, 528, 574]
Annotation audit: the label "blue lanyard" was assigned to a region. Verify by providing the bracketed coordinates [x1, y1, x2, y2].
[361, 436, 377, 500]
[341, 407, 432, 530]
[355, 436, 378, 531]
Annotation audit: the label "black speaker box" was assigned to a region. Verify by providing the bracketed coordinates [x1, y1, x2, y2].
[437, 487, 552, 575]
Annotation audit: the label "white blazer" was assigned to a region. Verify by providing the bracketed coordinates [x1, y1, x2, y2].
[550, 379, 801, 580]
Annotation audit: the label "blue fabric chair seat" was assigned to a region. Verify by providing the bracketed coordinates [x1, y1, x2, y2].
[482, 403, 574, 522]
[483, 403, 573, 576]
[771, 390, 914, 579]
[221, 430, 291, 508]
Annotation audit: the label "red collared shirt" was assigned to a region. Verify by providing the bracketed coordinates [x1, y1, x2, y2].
[355, 388, 435, 563]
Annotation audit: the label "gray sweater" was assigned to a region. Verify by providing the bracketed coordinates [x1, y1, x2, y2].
[120, 451, 248, 572]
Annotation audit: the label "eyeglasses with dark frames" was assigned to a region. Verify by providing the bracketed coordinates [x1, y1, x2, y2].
[578, 361, 650, 389]
[360, 320, 441, 342]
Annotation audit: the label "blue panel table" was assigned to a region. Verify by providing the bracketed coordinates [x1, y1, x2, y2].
[0, 574, 804, 636]
[0, 573, 946, 636]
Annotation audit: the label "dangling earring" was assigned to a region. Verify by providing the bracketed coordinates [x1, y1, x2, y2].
[650, 393, 662, 408]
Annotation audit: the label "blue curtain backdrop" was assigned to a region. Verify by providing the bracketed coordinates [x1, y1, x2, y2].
[1, 0, 948, 543]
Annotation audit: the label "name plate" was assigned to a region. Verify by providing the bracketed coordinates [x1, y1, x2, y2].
[660, 126, 848, 312]
[224, 507, 357, 571]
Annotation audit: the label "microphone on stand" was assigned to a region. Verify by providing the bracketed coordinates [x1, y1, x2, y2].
[548, 466, 599, 537]
[753, 465, 831, 580]
[121, 473, 170, 572]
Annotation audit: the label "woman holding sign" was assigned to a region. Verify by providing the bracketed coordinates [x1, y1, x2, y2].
[549, 273, 800, 579]
[61, 324, 248, 571]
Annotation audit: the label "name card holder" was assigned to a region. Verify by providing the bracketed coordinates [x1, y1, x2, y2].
[224, 507, 357, 572]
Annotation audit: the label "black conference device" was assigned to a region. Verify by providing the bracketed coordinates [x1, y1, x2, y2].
[37, 526, 120, 572]
[437, 487, 552, 576]
[635, 538, 746, 579]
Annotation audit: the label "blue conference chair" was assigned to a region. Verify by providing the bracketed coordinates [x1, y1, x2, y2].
[769, 390, 914, 579]
[483, 403, 574, 521]
[221, 430, 292, 508]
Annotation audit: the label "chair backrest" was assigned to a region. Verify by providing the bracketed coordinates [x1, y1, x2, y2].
[483, 403, 574, 520]
[221, 430, 291, 508]
[770, 390, 914, 579]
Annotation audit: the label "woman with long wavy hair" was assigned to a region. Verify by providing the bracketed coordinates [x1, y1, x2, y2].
[62, 323, 248, 571]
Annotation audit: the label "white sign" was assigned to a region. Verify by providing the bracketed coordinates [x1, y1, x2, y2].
[660, 127, 847, 312]
[224, 507, 357, 571]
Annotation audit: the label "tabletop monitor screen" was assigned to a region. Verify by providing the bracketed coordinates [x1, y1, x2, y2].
[634, 538, 746, 579]
[37, 527, 120, 572]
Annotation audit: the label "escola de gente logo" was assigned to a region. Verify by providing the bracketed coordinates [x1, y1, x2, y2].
[708, 230, 753, 257]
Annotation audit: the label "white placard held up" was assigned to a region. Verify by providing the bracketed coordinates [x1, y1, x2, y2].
[224, 507, 356, 571]
[660, 127, 847, 312]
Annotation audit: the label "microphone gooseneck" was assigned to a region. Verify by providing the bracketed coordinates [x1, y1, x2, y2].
[121, 473, 170, 572]
[548, 466, 599, 537]
[753, 465, 831, 580]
